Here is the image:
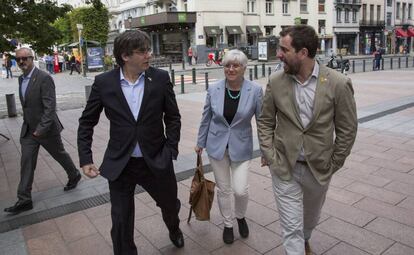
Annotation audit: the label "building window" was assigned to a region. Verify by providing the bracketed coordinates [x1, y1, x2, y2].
[345, 9, 350, 23]
[247, 0, 256, 13]
[377, 5, 381, 22]
[318, 20, 325, 34]
[301, 19, 308, 25]
[265, 0, 273, 14]
[370, 5, 374, 22]
[402, 3, 406, 21]
[318, 0, 325, 13]
[282, 0, 289, 14]
[387, 12, 392, 26]
[387, 0, 392, 7]
[362, 4, 367, 21]
[300, 0, 307, 13]
[336, 8, 342, 23]
[264, 25, 275, 35]
[352, 9, 357, 22]
[396, 2, 400, 19]
[409, 4, 412, 19]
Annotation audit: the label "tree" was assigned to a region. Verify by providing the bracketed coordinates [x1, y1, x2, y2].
[0, 0, 71, 53]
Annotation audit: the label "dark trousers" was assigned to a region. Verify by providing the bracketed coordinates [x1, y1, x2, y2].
[6, 67, 12, 78]
[18, 134, 79, 202]
[70, 63, 80, 74]
[109, 157, 180, 255]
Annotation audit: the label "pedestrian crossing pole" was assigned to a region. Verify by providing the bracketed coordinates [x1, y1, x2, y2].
[171, 70, 175, 86]
[205, 72, 209, 90]
[181, 74, 185, 94]
[192, 68, 196, 84]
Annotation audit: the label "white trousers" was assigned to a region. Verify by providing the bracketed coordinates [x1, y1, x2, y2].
[209, 151, 250, 228]
[271, 161, 330, 255]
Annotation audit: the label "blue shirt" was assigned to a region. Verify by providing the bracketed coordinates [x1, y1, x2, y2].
[120, 69, 145, 157]
[21, 67, 35, 101]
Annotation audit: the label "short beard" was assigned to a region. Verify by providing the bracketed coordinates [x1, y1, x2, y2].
[283, 61, 300, 75]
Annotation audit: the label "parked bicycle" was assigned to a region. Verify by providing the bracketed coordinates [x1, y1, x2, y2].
[206, 52, 223, 67]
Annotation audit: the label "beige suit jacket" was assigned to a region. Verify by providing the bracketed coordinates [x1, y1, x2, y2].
[257, 65, 357, 185]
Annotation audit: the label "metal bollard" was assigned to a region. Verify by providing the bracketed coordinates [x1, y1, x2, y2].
[268, 66, 272, 77]
[262, 63, 265, 77]
[181, 75, 185, 94]
[352, 60, 355, 73]
[182, 59, 185, 70]
[381, 58, 384, 70]
[254, 65, 258, 79]
[205, 72, 209, 90]
[84, 85, 92, 102]
[390, 58, 393, 69]
[398, 57, 401, 69]
[171, 70, 175, 86]
[192, 68, 196, 84]
[6, 94, 17, 117]
[413, 56, 414, 67]
[249, 68, 253, 81]
[169, 62, 172, 72]
[406, 56, 409, 68]
[363, 59, 366, 72]
[372, 59, 375, 71]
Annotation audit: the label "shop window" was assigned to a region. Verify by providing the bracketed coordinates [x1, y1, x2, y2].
[282, 0, 289, 14]
[265, 26, 275, 36]
[300, 0, 307, 13]
[318, 0, 325, 13]
[266, 0, 273, 14]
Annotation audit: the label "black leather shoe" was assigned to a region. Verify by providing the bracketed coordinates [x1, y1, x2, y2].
[4, 201, 33, 214]
[64, 173, 81, 191]
[237, 218, 249, 238]
[223, 227, 234, 244]
[169, 228, 184, 248]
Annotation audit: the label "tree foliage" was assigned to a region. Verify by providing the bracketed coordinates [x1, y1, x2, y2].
[0, 0, 71, 53]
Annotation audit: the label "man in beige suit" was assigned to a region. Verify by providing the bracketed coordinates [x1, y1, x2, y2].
[258, 25, 357, 255]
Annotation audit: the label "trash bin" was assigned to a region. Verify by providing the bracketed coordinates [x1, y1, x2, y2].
[6, 94, 17, 117]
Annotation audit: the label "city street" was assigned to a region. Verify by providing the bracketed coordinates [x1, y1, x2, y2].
[0, 67, 413, 254]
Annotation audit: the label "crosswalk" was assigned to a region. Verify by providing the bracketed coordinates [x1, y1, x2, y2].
[172, 75, 218, 86]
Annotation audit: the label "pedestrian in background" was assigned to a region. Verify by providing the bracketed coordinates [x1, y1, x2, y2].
[187, 46, 193, 65]
[69, 55, 80, 75]
[77, 30, 184, 255]
[373, 46, 382, 70]
[4, 47, 81, 215]
[5, 53, 13, 78]
[195, 49, 263, 244]
[258, 25, 358, 255]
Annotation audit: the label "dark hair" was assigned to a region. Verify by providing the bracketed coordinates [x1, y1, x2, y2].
[279, 25, 318, 58]
[113, 30, 150, 67]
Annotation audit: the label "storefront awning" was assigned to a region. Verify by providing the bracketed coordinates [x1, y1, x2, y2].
[395, 28, 408, 37]
[226, 26, 243, 35]
[204, 26, 221, 36]
[246, 26, 262, 35]
[407, 28, 414, 37]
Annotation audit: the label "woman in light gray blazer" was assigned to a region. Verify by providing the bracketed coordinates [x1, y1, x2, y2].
[195, 49, 263, 244]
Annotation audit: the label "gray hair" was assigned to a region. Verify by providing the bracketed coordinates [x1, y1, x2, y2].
[222, 49, 248, 67]
[16, 47, 34, 57]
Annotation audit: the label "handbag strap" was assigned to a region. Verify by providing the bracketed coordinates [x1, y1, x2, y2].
[187, 206, 193, 223]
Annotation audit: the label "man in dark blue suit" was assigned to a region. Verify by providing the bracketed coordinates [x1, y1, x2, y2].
[77, 30, 183, 255]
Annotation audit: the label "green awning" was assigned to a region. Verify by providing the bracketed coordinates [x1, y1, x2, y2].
[246, 26, 263, 35]
[226, 26, 243, 35]
[204, 26, 221, 36]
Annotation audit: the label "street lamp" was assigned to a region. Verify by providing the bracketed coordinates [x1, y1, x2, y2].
[128, 15, 132, 30]
[76, 23, 86, 77]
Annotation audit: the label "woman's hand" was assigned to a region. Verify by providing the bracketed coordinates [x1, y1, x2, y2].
[194, 146, 203, 155]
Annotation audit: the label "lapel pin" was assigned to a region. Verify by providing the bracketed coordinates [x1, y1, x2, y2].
[148, 77, 152, 82]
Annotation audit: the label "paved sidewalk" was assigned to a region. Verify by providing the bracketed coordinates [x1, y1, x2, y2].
[0, 69, 414, 254]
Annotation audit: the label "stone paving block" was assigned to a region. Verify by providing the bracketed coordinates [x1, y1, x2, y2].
[357, 149, 403, 161]
[83, 203, 111, 220]
[365, 217, 414, 248]
[55, 212, 97, 243]
[249, 186, 275, 206]
[0, 228, 24, 248]
[22, 219, 58, 240]
[245, 200, 279, 226]
[397, 196, 414, 212]
[134, 235, 162, 255]
[264, 245, 285, 255]
[317, 218, 393, 255]
[43, 187, 99, 209]
[26, 232, 70, 255]
[326, 186, 365, 205]
[160, 236, 208, 255]
[136, 214, 178, 249]
[343, 160, 381, 175]
[307, 230, 340, 255]
[373, 168, 414, 185]
[90, 214, 113, 246]
[354, 197, 414, 227]
[211, 240, 260, 255]
[180, 219, 224, 252]
[351, 142, 390, 153]
[384, 180, 414, 196]
[337, 169, 392, 187]
[330, 175, 354, 189]
[67, 233, 112, 255]
[345, 182, 406, 205]
[133, 198, 157, 221]
[346, 153, 371, 162]
[322, 198, 376, 227]
[382, 243, 414, 255]
[240, 219, 283, 254]
[0, 242, 27, 255]
[364, 157, 414, 173]
[324, 242, 371, 255]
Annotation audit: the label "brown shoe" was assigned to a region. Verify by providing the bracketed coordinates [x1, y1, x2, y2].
[305, 241, 312, 255]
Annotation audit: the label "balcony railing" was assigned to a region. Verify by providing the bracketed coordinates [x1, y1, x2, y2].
[335, 0, 362, 5]
[360, 20, 385, 26]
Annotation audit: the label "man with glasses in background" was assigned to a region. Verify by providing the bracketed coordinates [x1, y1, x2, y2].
[4, 47, 81, 215]
[77, 30, 183, 255]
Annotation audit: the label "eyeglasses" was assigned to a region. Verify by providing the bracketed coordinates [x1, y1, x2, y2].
[133, 48, 152, 55]
[16, 56, 33, 62]
[224, 63, 242, 70]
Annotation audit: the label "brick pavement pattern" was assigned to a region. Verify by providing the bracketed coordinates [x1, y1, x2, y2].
[0, 69, 414, 254]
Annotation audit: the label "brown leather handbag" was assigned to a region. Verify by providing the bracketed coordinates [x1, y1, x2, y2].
[187, 154, 215, 222]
